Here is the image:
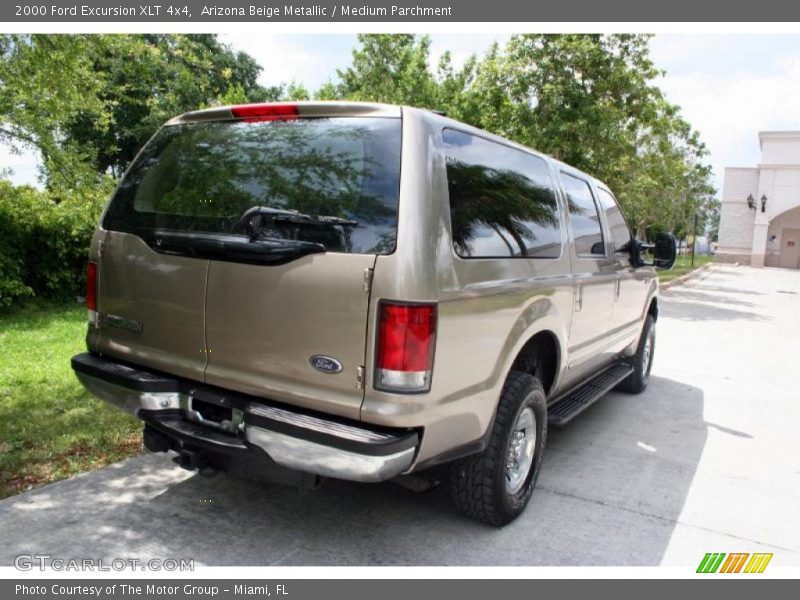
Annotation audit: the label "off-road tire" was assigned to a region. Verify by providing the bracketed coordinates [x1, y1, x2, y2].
[616, 315, 656, 394]
[449, 371, 547, 526]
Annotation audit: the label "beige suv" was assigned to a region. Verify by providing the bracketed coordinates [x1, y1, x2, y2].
[72, 102, 676, 525]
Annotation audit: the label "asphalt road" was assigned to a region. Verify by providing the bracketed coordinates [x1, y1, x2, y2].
[2, 265, 799, 566]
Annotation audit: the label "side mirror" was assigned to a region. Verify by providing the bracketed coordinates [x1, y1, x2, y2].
[653, 232, 677, 269]
[632, 232, 677, 270]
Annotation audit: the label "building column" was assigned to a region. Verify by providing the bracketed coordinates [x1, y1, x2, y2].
[750, 220, 770, 267]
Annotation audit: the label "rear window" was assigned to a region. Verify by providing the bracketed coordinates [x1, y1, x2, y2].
[442, 129, 562, 259]
[103, 117, 402, 255]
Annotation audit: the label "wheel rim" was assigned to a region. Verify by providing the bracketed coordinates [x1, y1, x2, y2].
[642, 331, 654, 378]
[505, 406, 536, 494]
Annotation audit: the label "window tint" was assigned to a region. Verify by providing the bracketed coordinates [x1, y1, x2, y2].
[103, 118, 402, 255]
[561, 173, 605, 256]
[443, 129, 561, 258]
[596, 187, 632, 252]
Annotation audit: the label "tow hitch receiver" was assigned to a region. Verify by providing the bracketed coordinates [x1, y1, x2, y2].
[176, 448, 208, 471]
[183, 395, 244, 435]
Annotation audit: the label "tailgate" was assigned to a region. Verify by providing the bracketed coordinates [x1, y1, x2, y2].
[204, 253, 375, 419]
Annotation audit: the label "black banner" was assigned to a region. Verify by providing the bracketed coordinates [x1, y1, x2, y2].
[3, 0, 800, 22]
[4, 580, 798, 600]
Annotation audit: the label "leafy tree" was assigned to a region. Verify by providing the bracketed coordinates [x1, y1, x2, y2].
[64, 34, 275, 178]
[0, 35, 109, 189]
[704, 201, 721, 242]
[320, 33, 716, 240]
[326, 34, 438, 107]
[438, 42, 514, 135]
[284, 82, 311, 101]
[1, 34, 277, 188]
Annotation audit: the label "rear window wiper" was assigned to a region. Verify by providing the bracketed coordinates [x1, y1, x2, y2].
[146, 231, 325, 266]
[235, 206, 358, 241]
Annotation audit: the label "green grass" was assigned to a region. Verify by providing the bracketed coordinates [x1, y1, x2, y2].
[657, 254, 713, 283]
[0, 301, 141, 499]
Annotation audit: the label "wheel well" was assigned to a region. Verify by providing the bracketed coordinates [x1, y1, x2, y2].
[510, 331, 559, 396]
[648, 297, 658, 321]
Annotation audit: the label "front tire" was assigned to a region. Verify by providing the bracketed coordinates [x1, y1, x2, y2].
[449, 372, 547, 526]
[616, 314, 655, 394]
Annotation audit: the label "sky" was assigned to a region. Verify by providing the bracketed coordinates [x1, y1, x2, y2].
[3, 33, 800, 196]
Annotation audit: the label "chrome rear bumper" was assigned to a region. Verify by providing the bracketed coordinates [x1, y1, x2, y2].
[72, 353, 418, 482]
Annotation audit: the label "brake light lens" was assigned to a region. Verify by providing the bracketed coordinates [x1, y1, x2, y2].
[86, 261, 98, 327]
[375, 302, 437, 393]
[230, 103, 299, 122]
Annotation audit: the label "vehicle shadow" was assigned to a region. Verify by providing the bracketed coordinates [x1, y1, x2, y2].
[0, 376, 706, 566]
[688, 284, 764, 297]
[660, 290, 771, 323]
[661, 289, 758, 309]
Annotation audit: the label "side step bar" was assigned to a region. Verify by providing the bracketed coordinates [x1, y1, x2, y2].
[547, 362, 634, 426]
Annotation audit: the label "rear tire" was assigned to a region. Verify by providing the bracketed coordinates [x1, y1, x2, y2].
[616, 315, 655, 394]
[449, 372, 547, 526]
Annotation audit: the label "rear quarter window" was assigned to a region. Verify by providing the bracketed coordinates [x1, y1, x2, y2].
[442, 129, 562, 259]
[104, 117, 402, 255]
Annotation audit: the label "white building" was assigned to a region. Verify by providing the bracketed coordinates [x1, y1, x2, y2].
[717, 131, 800, 269]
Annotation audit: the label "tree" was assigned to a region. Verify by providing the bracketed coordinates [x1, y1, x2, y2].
[63, 34, 275, 178]
[323, 34, 715, 240]
[2, 33, 716, 244]
[440, 34, 716, 239]
[0, 34, 276, 189]
[704, 201, 721, 242]
[326, 34, 438, 107]
[0, 35, 109, 189]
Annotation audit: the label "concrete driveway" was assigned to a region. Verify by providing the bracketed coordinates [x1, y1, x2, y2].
[2, 265, 799, 566]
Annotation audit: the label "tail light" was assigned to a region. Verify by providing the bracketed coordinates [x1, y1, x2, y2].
[231, 103, 299, 122]
[375, 302, 437, 393]
[86, 261, 98, 327]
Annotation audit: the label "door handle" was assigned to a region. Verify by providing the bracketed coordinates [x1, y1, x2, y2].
[575, 282, 583, 312]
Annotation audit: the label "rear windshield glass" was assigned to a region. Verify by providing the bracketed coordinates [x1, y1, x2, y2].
[103, 117, 402, 254]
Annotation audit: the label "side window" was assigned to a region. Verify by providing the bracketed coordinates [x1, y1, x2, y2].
[443, 129, 562, 258]
[561, 172, 605, 256]
[596, 187, 633, 253]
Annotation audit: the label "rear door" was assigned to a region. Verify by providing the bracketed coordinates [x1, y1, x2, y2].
[94, 231, 209, 381]
[595, 186, 652, 336]
[204, 252, 375, 420]
[97, 127, 216, 380]
[559, 171, 617, 378]
[201, 115, 402, 419]
[99, 107, 403, 420]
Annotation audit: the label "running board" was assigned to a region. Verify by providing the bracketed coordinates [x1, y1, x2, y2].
[547, 362, 634, 426]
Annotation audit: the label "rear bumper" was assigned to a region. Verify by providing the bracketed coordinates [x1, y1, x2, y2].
[72, 352, 418, 482]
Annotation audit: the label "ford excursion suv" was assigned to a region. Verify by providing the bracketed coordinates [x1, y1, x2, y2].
[72, 102, 676, 525]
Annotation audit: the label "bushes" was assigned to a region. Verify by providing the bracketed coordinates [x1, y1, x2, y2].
[0, 180, 113, 309]
[0, 183, 42, 307]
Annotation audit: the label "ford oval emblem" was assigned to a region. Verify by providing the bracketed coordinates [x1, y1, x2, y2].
[309, 355, 343, 374]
